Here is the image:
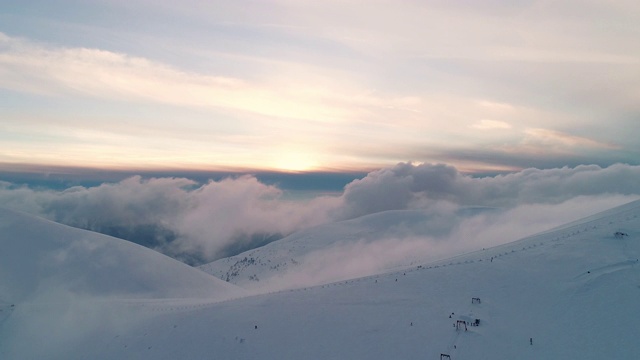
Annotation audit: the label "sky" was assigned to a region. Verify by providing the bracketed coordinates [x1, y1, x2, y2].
[1, 0, 639, 176]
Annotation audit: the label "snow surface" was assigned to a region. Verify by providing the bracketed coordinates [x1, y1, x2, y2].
[0, 208, 245, 358]
[199, 208, 497, 290]
[2, 201, 640, 359]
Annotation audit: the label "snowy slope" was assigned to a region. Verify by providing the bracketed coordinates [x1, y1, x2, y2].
[0, 207, 245, 301]
[199, 207, 496, 289]
[0, 207, 246, 359]
[3, 200, 640, 359]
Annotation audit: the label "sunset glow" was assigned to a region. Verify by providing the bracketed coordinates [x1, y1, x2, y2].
[0, 1, 638, 174]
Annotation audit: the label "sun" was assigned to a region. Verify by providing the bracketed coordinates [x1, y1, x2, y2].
[271, 151, 318, 172]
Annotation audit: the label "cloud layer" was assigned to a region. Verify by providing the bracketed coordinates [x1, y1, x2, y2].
[3, 0, 639, 172]
[1, 163, 639, 265]
[0, 176, 339, 264]
[340, 162, 640, 218]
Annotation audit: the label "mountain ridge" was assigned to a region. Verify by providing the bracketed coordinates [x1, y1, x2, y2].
[200, 201, 640, 291]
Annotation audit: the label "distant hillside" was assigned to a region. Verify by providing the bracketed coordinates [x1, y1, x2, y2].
[198, 206, 506, 290]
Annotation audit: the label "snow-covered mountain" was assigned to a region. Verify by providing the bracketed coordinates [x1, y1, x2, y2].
[0, 208, 246, 301]
[0, 207, 246, 359]
[198, 207, 497, 289]
[198, 202, 623, 291]
[2, 200, 640, 359]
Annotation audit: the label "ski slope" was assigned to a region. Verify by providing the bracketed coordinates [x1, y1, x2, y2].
[0, 208, 246, 359]
[0, 208, 246, 301]
[199, 207, 497, 289]
[2, 200, 640, 359]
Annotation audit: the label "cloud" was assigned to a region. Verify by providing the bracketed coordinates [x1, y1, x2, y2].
[168, 175, 340, 261]
[1, 163, 640, 267]
[523, 128, 619, 150]
[0, 176, 340, 265]
[472, 119, 511, 130]
[338, 162, 640, 219]
[0, 31, 425, 130]
[2, 2, 640, 173]
[0, 32, 356, 125]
